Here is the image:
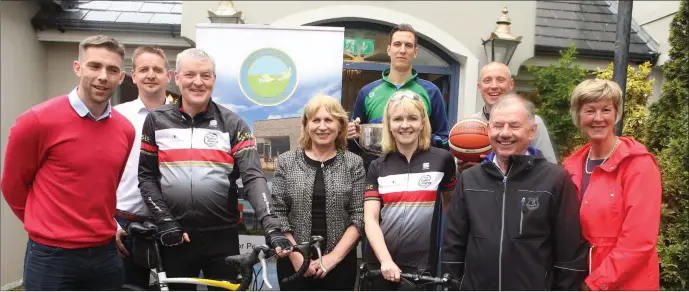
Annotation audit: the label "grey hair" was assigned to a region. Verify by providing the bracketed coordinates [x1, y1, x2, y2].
[490, 93, 535, 124]
[175, 48, 216, 73]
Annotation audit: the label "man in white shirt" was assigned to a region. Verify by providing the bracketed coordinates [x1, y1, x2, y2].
[457, 62, 557, 171]
[113, 45, 172, 288]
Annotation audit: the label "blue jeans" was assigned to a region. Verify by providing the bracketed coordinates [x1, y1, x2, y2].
[23, 238, 124, 290]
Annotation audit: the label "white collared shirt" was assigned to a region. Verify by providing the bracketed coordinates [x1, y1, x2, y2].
[113, 97, 169, 215]
[68, 87, 112, 121]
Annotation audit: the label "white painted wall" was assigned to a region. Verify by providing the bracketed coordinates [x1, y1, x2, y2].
[0, 1, 47, 286]
[633, 1, 680, 65]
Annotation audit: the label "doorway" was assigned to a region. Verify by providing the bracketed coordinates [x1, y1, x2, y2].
[313, 20, 460, 125]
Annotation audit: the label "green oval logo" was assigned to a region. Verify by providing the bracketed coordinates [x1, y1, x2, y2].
[239, 48, 298, 106]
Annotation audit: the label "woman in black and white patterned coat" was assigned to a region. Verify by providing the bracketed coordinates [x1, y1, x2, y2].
[271, 94, 366, 291]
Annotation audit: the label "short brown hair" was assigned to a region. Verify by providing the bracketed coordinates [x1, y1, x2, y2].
[570, 79, 623, 128]
[78, 35, 125, 62]
[298, 94, 349, 150]
[390, 23, 418, 46]
[132, 46, 169, 70]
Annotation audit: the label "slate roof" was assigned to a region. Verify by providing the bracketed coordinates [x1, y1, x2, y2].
[32, 0, 182, 35]
[536, 0, 660, 64]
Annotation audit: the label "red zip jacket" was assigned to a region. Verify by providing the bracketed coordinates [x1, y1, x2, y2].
[563, 136, 661, 290]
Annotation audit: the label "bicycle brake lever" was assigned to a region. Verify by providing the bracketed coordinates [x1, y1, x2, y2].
[314, 242, 327, 273]
[258, 251, 273, 289]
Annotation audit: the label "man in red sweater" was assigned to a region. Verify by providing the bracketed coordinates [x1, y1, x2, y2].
[1, 35, 135, 290]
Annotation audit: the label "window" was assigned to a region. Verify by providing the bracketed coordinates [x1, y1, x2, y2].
[342, 28, 449, 67]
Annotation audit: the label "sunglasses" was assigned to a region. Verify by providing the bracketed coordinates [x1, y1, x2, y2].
[389, 93, 421, 101]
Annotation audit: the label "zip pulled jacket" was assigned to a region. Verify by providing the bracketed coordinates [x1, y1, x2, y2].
[563, 136, 661, 290]
[442, 147, 588, 290]
[138, 98, 280, 232]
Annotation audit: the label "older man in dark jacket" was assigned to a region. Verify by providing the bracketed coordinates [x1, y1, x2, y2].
[441, 93, 588, 290]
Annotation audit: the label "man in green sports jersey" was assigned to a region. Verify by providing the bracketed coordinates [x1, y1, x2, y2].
[346, 23, 450, 169]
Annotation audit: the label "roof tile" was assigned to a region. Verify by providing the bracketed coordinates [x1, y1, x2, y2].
[586, 40, 613, 51]
[536, 36, 564, 48]
[116, 12, 154, 23]
[108, 2, 144, 12]
[83, 10, 121, 22]
[597, 31, 617, 42]
[630, 43, 652, 54]
[570, 39, 593, 50]
[580, 21, 616, 32]
[579, 4, 609, 14]
[149, 13, 181, 24]
[139, 3, 174, 13]
[78, 1, 112, 11]
[551, 10, 583, 21]
[579, 12, 615, 23]
[536, 9, 554, 18]
[171, 4, 182, 14]
[535, 1, 657, 59]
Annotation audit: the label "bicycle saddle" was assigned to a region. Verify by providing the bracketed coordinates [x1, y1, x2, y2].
[128, 221, 157, 238]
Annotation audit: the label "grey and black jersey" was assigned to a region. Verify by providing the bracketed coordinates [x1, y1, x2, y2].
[138, 99, 280, 232]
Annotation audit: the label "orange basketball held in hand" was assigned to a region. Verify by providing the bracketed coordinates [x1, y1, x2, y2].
[449, 118, 492, 163]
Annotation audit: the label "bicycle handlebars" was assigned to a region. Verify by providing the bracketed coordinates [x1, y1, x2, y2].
[224, 235, 325, 291]
[127, 221, 326, 291]
[280, 235, 325, 284]
[364, 269, 453, 285]
[358, 263, 459, 291]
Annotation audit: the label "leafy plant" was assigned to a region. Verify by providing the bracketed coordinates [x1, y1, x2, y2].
[594, 61, 655, 144]
[527, 43, 589, 160]
[645, 0, 689, 289]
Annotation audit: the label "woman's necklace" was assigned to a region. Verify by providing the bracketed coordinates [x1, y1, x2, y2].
[585, 138, 620, 174]
[309, 149, 335, 168]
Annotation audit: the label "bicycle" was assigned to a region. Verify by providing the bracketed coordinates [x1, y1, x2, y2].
[120, 221, 326, 291]
[356, 263, 459, 291]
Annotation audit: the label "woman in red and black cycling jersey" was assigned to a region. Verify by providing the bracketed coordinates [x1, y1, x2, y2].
[362, 90, 457, 291]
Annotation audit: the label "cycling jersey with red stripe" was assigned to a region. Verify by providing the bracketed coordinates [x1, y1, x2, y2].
[364, 147, 457, 271]
[138, 99, 281, 232]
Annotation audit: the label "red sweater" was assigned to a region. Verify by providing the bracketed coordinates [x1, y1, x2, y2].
[1, 95, 135, 248]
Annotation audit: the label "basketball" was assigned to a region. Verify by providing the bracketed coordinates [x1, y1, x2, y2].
[448, 118, 492, 163]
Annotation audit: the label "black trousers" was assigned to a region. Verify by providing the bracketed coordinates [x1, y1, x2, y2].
[360, 263, 436, 291]
[277, 249, 357, 291]
[160, 228, 239, 291]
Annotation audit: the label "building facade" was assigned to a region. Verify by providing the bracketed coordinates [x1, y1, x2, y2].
[0, 0, 668, 287]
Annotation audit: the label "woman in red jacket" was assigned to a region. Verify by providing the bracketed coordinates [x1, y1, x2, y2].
[563, 79, 662, 290]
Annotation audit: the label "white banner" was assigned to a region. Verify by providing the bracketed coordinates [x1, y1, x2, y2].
[196, 23, 345, 291]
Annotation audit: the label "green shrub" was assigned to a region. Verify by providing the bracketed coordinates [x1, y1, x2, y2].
[645, 0, 689, 289]
[526, 43, 589, 161]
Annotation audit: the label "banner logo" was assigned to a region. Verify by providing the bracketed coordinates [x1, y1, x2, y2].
[239, 48, 298, 106]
